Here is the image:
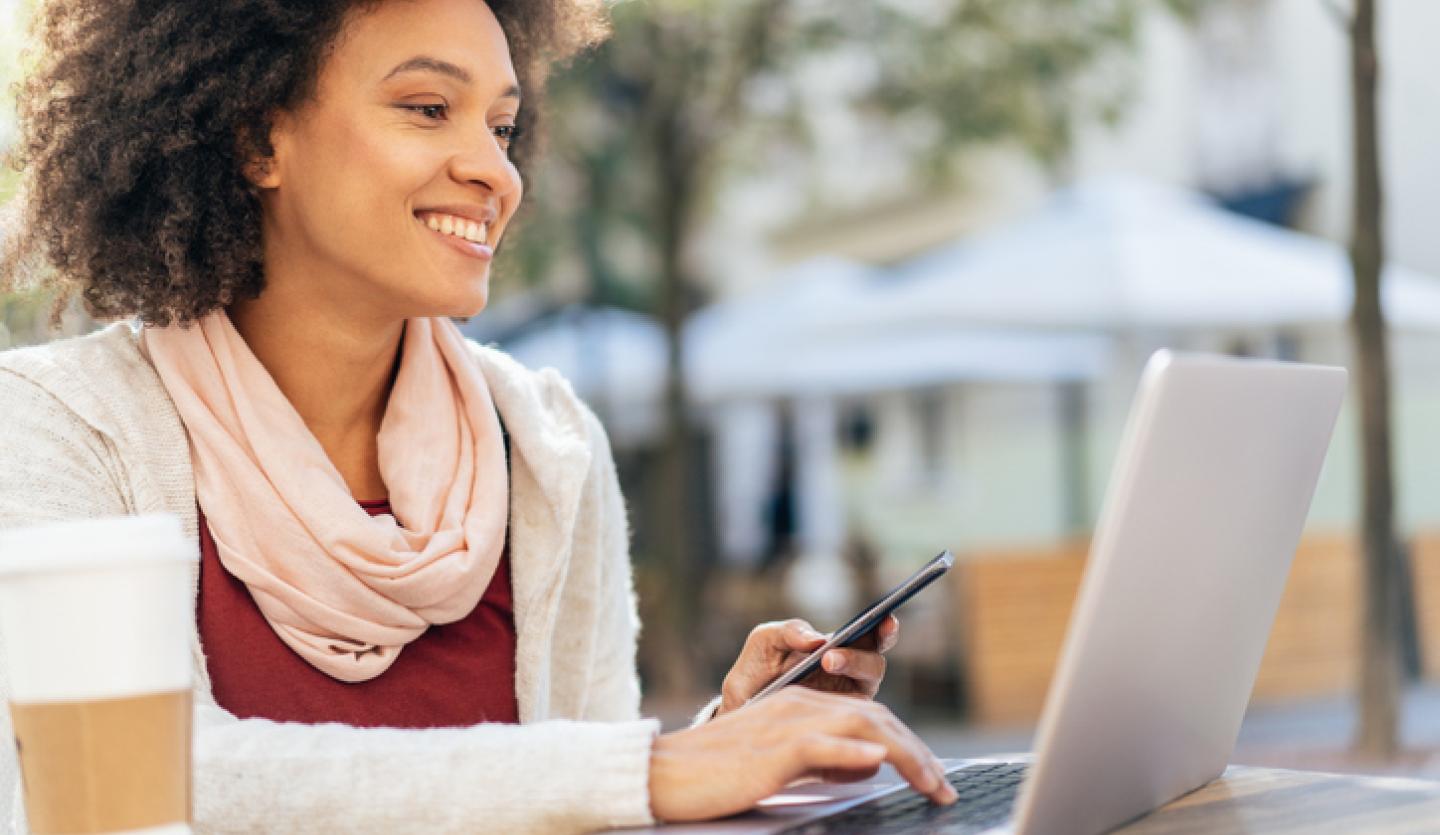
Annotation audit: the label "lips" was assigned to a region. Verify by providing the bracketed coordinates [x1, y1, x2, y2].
[415, 211, 493, 261]
[416, 210, 489, 245]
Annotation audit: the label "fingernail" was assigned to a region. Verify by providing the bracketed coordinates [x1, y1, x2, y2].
[825, 653, 845, 672]
[942, 784, 958, 803]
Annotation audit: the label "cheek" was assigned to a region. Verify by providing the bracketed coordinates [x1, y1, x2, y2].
[290, 117, 430, 228]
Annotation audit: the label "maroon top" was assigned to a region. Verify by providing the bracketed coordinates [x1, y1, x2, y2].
[196, 499, 520, 728]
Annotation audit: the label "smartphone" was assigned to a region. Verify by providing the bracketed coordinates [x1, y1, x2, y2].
[748, 550, 955, 703]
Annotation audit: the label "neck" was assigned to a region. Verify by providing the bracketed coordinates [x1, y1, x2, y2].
[227, 282, 403, 501]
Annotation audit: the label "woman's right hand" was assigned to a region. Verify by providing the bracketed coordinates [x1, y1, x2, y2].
[647, 687, 958, 823]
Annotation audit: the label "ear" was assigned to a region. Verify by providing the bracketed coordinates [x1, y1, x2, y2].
[243, 156, 280, 190]
[239, 111, 292, 190]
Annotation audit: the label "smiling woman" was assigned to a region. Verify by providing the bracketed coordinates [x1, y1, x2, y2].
[0, 0, 603, 323]
[0, 0, 948, 832]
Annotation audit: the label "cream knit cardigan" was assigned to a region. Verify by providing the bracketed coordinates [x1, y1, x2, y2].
[0, 322, 661, 834]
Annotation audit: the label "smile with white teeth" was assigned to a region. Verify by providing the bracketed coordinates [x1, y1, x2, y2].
[420, 212, 489, 246]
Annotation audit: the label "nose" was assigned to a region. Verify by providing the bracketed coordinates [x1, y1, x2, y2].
[449, 133, 522, 200]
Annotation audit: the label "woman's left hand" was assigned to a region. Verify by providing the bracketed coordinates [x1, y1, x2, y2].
[716, 615, 900, 716]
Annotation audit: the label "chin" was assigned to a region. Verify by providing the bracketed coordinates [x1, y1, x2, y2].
[406, 271, 490, 320]
[437, 285, 490, 320]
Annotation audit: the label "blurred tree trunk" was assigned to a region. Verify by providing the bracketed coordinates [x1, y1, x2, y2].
[1346, 0, 1403, 760]
[632, 4, 794, 702]
[645, 15, 705, 702]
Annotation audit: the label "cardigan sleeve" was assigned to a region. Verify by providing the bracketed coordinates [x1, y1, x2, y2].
[0, 369, 660, 835]
[193, 704, 658, 834]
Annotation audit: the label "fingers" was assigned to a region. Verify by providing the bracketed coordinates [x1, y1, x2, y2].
[779, 618, 828, 653]
[660, 688, 950, 824]
[878, 614, 900, 653]
[822, 648, 886, 692]
[843, 706, 955, 805]
[721, 620, 828, 713]
[775, 692, 952, 805]
[745, 618, 826, 659]
[848, 615, 900, 653]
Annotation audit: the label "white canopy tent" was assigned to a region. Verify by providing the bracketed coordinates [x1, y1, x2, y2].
[503, 254, 1114, 415]
[810, 177, 1440, 335]
[685, 257, 1112, 401]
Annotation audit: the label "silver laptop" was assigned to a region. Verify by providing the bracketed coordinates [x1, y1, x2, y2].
[638, 350, 1347, 835]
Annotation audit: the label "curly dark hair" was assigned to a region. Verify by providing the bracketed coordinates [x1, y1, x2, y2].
[0, 0, 607, 325]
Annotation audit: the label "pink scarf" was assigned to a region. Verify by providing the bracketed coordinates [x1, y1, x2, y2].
[143, 312, 509, 682]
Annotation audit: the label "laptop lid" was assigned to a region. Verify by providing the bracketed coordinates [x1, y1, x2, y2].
[1011, 351, 1346, 835]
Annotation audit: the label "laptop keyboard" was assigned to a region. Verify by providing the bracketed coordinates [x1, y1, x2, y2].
[778, 762, 1029, 834]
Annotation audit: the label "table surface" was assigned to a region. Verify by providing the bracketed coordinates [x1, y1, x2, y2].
[631, 760, 1440, 834]
[1117, 764, 1440, 834]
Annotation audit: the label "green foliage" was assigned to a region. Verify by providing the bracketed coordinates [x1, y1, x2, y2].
[862, 0, 1142, 170]
[507, 0, 795, 309]
[507, 0, 1159, 308]
[1162, 0, 1219, 23]
[1, 0, 34, 201]
[1, 0, 44, 344]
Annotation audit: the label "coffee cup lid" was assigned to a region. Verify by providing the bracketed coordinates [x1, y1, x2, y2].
[0, 514, 194, 575]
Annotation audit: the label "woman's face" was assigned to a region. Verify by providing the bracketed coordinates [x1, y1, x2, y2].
[255, 0, 523, 320]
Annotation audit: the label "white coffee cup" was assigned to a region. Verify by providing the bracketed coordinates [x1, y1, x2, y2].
[0, 514, 196, 835]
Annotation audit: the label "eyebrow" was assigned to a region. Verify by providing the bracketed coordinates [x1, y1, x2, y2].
[382, 56, 521, 100]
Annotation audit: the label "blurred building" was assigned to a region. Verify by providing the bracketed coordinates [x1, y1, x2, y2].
[707, 0, 1440, 284]
[493, 0, 1440, 717]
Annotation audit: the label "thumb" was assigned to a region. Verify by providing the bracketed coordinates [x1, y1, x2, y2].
[780, 619, 828, 654]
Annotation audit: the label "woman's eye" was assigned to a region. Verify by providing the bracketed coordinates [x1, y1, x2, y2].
[492, 123, 521, 146]
[402, 103, 448, 120]
[493, 124, 522, 147]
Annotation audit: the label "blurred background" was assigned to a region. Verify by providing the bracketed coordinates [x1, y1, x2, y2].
[4, 0, 1439, 777]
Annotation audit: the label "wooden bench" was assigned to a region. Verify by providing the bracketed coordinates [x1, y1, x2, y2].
[1412, 534, 1440, 679]
[956, 534, 1367, 726]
